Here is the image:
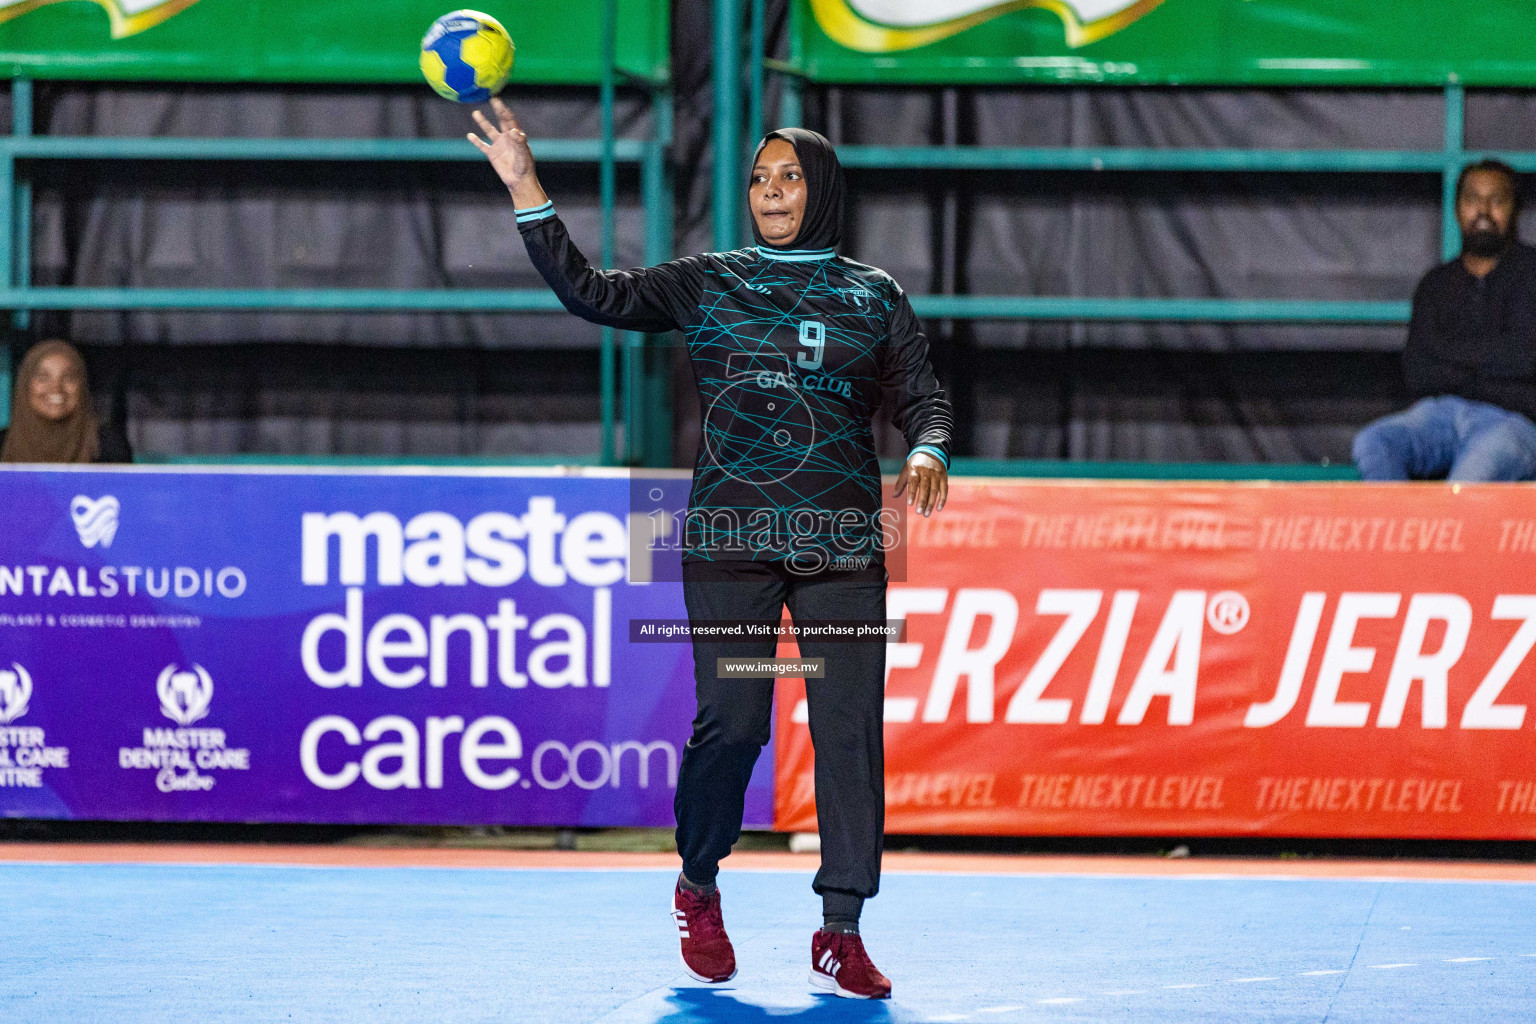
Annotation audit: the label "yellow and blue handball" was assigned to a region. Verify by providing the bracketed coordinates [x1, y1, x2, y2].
[420, 10, 515, 103]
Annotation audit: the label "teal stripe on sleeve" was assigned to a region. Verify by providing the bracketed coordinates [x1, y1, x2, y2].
[908, 444, 949, 469]
[516, 201, 556, 224]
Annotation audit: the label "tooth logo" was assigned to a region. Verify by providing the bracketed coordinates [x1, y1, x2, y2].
[813, 0, 1162, 52]
[70, 495, 120, 549]
[0, 664, 31, 725]
[0, 0, 201, 39]
[157, 664, 213, 726]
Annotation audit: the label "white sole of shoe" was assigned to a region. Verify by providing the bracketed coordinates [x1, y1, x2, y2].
[808, 968, 883, 999]
[680, 952, 737, 984]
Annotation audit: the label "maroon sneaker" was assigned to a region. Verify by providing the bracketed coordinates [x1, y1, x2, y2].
[671, 878, 737, 983]
[809, 929, 891, 999]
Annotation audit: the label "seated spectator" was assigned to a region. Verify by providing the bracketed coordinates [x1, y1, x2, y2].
[0, 339, 132, 464]
[1354, 160, 1536, 481]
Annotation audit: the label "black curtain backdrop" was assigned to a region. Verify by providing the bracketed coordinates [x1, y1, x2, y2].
[32, 81, 652, 457]
[27, 1, 1536, 463]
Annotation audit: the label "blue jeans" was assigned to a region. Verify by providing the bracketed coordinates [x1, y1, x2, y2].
[1353, 396, 1536, 481]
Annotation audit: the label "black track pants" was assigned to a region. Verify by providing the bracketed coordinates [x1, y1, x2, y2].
[674, 559, 887, 901]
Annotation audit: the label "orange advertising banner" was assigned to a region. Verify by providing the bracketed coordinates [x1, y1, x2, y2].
[774, 480, 1536, 838]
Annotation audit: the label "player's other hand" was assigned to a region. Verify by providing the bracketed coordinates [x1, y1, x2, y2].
[468, 97, 548, 209]
[894, 451, 947, 518]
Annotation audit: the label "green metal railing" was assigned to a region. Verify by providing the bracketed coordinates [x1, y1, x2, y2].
[140, 450, 1356, 480]
[935, 458, 1360, 481]
[11, 4, 1526, 475]
[728, 0, 1505, 332]
[0, 0, 676, 467]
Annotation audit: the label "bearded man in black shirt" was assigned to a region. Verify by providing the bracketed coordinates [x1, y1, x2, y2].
[1354, 160, 1536, 481]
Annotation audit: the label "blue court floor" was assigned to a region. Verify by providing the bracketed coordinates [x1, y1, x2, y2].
[1, 860, 1533, 1023]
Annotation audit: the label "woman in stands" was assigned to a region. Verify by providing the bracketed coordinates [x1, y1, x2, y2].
[1, 339, 132, 464]
[470, 97, 951, 1000]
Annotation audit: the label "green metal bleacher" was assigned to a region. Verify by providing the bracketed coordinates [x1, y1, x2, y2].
[0, 0, 674, 467]
[702, 0, 1513, 482]
[1, 2, 1512, 479]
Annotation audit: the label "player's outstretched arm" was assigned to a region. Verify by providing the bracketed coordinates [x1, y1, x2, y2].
[468, 97, 549, 210]
[468, 97, 697, 335]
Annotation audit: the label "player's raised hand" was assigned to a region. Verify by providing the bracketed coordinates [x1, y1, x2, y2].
[894, 451, 948, 518]
[469, 97, 548, 209]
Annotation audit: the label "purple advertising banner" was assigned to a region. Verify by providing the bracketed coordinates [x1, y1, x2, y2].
[0, 466, 773, 827]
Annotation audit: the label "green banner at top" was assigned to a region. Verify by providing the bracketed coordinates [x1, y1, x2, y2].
[794, 0, 1536, 84]
[0, 0, 669, 84]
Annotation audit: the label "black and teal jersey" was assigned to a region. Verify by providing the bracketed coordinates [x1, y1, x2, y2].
[518, 206, 953, 567]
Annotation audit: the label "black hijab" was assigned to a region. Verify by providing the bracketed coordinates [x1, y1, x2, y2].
[749, 127, 846, 253]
